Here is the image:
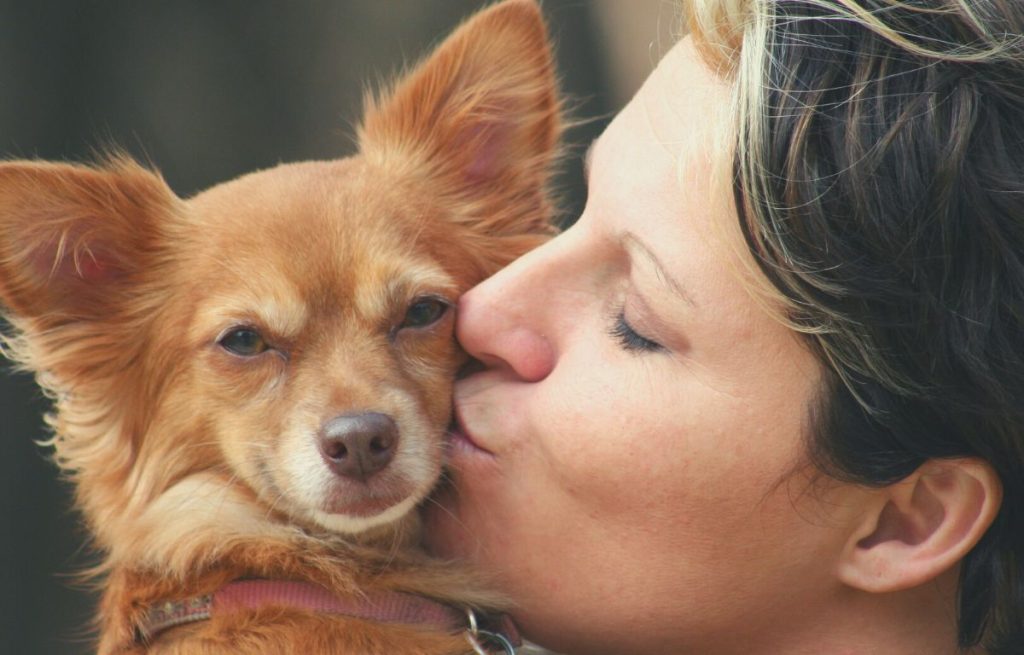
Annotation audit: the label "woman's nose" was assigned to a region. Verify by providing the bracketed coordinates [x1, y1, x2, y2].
[456, 236, 567, 382]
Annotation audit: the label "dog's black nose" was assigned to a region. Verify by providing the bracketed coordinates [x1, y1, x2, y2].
[318, 412, 399, 482]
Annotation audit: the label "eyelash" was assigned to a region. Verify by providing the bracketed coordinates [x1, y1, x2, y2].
[609, 311, 666, 354]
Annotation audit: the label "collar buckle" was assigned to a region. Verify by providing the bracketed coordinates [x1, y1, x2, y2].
[464, 608, 518, 655]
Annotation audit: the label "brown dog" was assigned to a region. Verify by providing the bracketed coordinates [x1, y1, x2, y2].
[0, 1, 559, 652]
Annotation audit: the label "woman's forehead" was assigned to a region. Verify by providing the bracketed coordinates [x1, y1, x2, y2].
[592, 37, 734, 195]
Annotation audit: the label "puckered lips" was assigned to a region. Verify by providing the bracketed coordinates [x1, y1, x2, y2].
[446, 401, 496, 460]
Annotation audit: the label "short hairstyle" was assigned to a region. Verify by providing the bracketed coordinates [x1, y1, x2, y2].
[685, 0, 1024, 651]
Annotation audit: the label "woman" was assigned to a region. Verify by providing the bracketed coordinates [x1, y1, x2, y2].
[425, 0, 1024, 653]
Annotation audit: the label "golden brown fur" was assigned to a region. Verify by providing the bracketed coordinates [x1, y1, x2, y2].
[0, 1, 560, 652]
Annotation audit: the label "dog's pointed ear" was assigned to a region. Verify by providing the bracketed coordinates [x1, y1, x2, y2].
[0, 157, 178, 322]
[358, 0, 561, 238]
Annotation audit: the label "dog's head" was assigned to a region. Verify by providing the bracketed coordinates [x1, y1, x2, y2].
[0, 0, 559, 569]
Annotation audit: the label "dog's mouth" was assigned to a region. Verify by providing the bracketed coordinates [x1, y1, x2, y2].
[320, 480, 416, 518]
[293, 473, 429, 535]
[256, 460, 418, 527]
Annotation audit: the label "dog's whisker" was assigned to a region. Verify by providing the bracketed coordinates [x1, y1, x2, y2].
[420, 493, 472, 531]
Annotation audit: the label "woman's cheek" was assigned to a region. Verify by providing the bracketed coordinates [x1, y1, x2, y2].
[528, 379, 667, 508]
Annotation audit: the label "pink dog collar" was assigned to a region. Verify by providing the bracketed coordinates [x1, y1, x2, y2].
[135, 579, 521, 652]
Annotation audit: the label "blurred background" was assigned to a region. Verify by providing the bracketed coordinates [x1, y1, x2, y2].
[0, 1, 678, 652]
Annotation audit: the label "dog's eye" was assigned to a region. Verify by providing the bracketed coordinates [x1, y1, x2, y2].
[218, 327, 269, 356]
[400, 297, 449, 330]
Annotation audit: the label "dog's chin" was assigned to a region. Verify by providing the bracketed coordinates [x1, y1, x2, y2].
[302, 491, 425, 535]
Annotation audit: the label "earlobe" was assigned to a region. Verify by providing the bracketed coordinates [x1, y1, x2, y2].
[837, 458, 1002, 593]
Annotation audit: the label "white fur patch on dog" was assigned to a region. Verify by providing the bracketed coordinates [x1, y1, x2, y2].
[114, 473, 300, 573]
[303, 493, 425, 534]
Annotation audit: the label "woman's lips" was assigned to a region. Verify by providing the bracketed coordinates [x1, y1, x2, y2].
[447, 402, 496, 458]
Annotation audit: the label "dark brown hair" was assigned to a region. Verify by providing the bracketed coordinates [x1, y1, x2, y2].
[688, 0, 1024, 651]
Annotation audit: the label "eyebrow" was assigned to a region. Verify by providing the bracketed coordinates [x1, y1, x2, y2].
[620, 232, 696, 307]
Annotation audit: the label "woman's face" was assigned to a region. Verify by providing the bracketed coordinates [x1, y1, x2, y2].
[426, 38, 867, 654]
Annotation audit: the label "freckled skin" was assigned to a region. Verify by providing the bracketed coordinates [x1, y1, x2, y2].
[424, 37, 876, 655]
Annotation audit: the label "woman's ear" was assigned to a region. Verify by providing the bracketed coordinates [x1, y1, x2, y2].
[837, 458, 1002, 593]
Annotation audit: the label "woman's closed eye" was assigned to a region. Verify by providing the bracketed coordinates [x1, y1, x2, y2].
[609, 310, 666, 354]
